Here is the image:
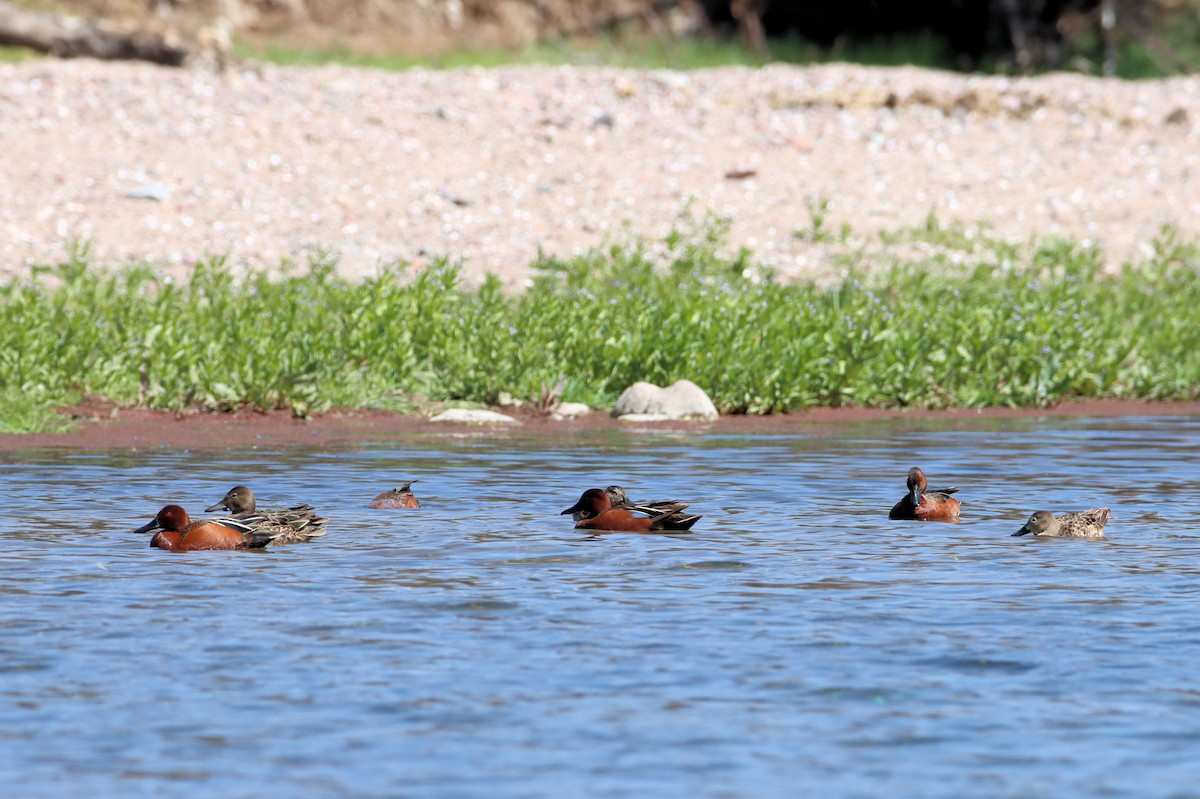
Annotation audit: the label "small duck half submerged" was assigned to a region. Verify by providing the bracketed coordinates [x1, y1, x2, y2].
[135, 505, 285, 552]
[370, 480, 421, 509]
[561, 488, 701, 533]
[204, 485, 327, 544]
[1013, 508, 1111, 539]
[889, 466, 961, 521]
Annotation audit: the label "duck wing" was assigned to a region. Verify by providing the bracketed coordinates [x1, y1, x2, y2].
[1061, 507, 1111, 532]
[240, 506, 328, 544]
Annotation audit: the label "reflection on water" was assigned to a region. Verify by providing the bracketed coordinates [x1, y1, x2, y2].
[3, 415, 1200, 797]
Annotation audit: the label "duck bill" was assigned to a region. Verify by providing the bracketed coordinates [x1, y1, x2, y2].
[133, 518, 162, 534]
[560, 500, 586, 516]
[1011, 526, 1031, 537]
[908, 487, 922, 507]
[204, 501, 228, 513]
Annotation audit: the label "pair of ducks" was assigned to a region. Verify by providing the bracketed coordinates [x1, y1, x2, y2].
[561, 485, 702, 533]
[135, 481, 421, 552]
[889, 466, 1112, 539]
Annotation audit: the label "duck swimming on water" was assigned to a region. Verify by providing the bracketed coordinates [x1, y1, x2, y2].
[204, 485, 328, 544]
[562, 487, 701, 533]
[135, 505, 284, 552]
[888, 467, 961, 521]
[1012, 508, 1111, 539]
[369, 480, 421, 509]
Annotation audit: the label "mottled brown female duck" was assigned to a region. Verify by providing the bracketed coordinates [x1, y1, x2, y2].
[1012, 508, 1111, 539]
[369, 480, 421, 509]
[204, 485, 328, 544]
[888, 467, 961, 521]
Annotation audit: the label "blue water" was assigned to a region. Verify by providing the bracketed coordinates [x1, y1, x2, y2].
[3, 415, 1200, 798]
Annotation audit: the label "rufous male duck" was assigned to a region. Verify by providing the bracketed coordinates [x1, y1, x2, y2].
[1012, 508, 1111, 539]
[135, 505, 285, 552]
[574, 485, 702, 531]
[369, 480, 421, 509]
[888, 466, 961, 521]
[204, 485, 328, 544]
[561, 488, 701, 533]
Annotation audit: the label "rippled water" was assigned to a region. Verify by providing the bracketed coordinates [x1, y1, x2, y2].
[4, 415, 1200, 798]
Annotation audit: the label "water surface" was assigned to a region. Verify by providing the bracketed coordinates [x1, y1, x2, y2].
[3, 415, 1200, 798]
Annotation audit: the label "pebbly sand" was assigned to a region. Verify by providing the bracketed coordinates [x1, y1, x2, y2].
[3, 59, 1199, 286]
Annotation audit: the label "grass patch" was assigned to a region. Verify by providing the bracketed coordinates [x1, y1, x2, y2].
[0, 45, 43, 64]
[240, 30, 963, 73]
[238, 32, 791, 72]
[0, 388, 78, 433]
[2, 221, 1200, 432]
[239, 23, 1200, 78]
[1, 18, 1192, 77]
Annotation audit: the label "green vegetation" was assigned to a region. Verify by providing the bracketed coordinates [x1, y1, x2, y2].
[238, 31, 974, 73]
[0, 388, 77, 433]
[2, 219, 1200, 432]
[1116, 9, 1200, 79]
[237, 33, 796, 72]
[0, 45, 43, 63]
[5, 13, 1197, 76]
[241, 22, 1200, 78]
[0, 31, 1015, 74]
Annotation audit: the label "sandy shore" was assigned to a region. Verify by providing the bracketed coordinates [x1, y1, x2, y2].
[3, 399, 1197, 452]
[3, 60, 1199, 285]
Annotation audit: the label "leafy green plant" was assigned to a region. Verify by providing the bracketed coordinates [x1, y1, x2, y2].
[794, 197, 835, 243]
[2, 219, 1200, 432]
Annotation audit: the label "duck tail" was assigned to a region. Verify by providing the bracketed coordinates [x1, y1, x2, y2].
[649, 509, 702, 531]
[665, 513, 702, 531]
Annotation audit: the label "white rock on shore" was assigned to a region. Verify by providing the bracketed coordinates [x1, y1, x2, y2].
[612, 380, 718, 421]
[616, 413, 674, 423]
[429, 409, 519, 425]
[552, 402, 592, 420]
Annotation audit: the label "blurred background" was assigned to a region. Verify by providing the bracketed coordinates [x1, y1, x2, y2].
[3, 0, 1200, 76]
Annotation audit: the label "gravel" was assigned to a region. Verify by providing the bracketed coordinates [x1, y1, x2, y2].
[3, 59, 1198, 285]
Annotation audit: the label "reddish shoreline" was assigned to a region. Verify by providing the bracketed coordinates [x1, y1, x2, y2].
[3, 399, 1197, 452]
